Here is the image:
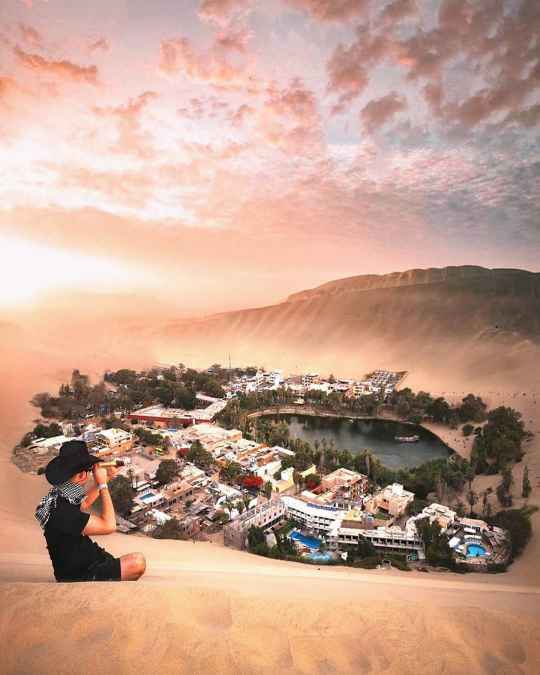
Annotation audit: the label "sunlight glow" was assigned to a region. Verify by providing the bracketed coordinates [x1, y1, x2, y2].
[0, 235, 146, 307]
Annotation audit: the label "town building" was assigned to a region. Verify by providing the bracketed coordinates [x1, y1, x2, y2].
[224, 498, 287, 549]
[320, 468, 369, 501]
[410, 503, 456, 530]
[328, 519, 424, 558]
[302, 373, 320, 388]
[169, 423, 242, 457]
[281, 495, 343, 535]
[127, 399, 227, 427]
[271, 466, 295, 493]
[365, 483, 414, 518]
[29, 435, 73, 455]
[95, 428, 134, 455]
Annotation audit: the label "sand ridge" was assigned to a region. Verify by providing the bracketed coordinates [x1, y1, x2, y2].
[1, 340, 539, 673]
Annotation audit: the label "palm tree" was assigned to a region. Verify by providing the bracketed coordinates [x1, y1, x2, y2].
[466, 489, 477, 516]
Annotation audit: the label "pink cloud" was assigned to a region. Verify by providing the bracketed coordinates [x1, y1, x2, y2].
[57, 167, 154, 209]
[285, 0, 370, 22]
[18, 23, 43, 48]
[327, 30, 390, 113]
[504, 104, 540, 128]
[324, 0, 540, 130]
[13, 46, 98, 85]
[360, 92, 407, 133]
[88, 37, 110, 54]
[198, 0, 253, 26]
[159, 36, 259, 91]
[258, 78, 323, 153]
[230, 103, 255, 127]
[214, 26, 251, 53]
[93, 91, 158, 158]
[0, 76, 20, 103]
[379, 0, 417, 27]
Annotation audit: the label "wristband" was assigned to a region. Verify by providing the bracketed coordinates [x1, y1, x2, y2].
[97, 483, 108, 491]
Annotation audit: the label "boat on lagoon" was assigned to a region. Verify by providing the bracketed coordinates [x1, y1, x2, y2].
[394, 434, 420, 443]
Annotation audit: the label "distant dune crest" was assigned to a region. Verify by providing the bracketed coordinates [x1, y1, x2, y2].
[156, 265, 540, 388]
[286, 266, 540, 303]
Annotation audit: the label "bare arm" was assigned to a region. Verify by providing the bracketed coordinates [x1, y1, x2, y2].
[83, 465, 117, 536]
[80, 483, 99, 512]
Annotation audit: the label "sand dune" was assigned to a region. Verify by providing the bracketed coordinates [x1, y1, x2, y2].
[1, 298, 540, 673]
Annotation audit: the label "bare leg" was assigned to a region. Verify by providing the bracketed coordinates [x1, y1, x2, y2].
[120, 552, 146, 580]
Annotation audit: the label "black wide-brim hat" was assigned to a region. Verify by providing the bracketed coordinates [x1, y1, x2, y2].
[45, 439, 100, 485]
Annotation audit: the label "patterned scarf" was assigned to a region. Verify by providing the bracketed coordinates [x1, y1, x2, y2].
[35, 481, 86, 530]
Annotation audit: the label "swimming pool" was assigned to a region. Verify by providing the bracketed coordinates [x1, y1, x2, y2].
[139, 492, 157, 502]
[466, 544, 487, 557]
[290, 530, 321, 550]
[306, 551, 333, 562]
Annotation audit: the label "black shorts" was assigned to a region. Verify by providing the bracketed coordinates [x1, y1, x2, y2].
[58, 553, 122, 582]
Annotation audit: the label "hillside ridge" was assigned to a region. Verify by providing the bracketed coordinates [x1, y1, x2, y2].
[286, 265, 540, 303]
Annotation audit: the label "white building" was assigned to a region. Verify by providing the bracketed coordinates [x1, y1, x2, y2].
[281, 496, 343, 535]
[224, 499, 288, 549]
[29, 435, 74, 455]
[252, 458, 282, 481]
[302, 373, 320, 388]
[95, 428, 134, 452]
[408, 503, 456, 531]
[329, 521, 424, 559]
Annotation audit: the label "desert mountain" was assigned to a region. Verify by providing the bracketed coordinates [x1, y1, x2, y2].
[158, 266, 540, 387]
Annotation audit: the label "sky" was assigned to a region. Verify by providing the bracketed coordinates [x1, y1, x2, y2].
[0, 0, 539, 314]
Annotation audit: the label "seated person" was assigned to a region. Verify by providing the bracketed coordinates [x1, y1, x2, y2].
[35, 439, 146, 582]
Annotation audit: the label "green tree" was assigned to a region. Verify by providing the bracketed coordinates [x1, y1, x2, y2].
[416, 518, 454, 568]
[153, 518, 189, 540]
[351, 535, 376, 561]
[458, 394, 487, 423]
[156, 459, 178, 485]
[263, 481, 273, 499]
[108, 475, 135, 516]
[220, 461, 242, 483]
[247, 525, 269, 556]
[492, 508, 534, 559]
[466, 489, 478, 516]
[481, 487, 493, 517]
[186, 440, 214, 470]
[462, 423, 474, 437]
[522, 466, 531, 499]
[172, 384, 196, 410]
[496, 466, 514, 507]
[33, 422, 62, 438]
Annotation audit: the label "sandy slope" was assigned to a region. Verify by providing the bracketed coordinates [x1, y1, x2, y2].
[1, 336, 540, 673]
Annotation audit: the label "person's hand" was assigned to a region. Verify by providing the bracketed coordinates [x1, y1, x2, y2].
[92, 464, 108, 485]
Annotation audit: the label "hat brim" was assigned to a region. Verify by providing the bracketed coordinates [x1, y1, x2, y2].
[45, 454, 101, 486]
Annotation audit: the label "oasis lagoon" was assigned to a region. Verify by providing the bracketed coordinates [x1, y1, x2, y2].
[266, 415, 452, 470]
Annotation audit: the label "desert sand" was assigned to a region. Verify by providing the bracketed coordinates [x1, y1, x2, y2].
[1, 321, 540, 674]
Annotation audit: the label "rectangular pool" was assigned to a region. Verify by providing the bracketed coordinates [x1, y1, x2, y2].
[290, 530, 321, 550]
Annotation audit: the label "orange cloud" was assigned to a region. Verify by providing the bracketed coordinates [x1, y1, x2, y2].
[13, 46, 99, 85]
[198, 0, 253, 26]
[93, 91, 158, 158]
[257, 79, 323, 154]
[214, 26, 251, 53]
[286, 0, 370, 22]
[159, 36, 259, 92]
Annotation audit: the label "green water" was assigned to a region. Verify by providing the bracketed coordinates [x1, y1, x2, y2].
[269, 415, 451, 469]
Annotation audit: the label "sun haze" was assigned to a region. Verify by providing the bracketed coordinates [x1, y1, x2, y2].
[0, 0, 539, 315]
